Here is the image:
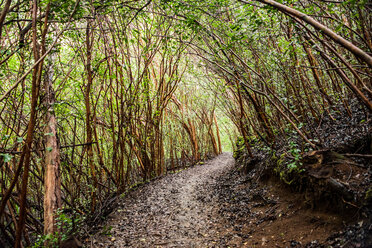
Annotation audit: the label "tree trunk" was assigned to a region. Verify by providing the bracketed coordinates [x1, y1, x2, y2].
[0, 0, 12, 39]
[214, 113, 222, 154]
[85, 19, 98, 212]
[15, 1, 44, 246]
[43, 50, 62, 240]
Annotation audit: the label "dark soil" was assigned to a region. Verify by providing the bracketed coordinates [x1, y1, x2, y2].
[213, 166, 371, 247]
[87, 153, 371, 247]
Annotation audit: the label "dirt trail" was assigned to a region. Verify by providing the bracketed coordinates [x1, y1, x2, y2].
[90, 153, 361, 247]
[91, 153, 235, 247]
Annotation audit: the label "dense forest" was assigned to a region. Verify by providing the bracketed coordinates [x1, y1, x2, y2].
[0, 0, 371, 247]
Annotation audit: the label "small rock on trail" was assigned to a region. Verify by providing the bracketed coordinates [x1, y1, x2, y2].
[91, 153, 235, 247]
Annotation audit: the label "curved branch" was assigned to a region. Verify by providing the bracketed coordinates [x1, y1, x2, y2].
[239, 0, 372, 67]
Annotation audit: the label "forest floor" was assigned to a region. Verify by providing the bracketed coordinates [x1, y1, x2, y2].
[86, 153, 367, 247]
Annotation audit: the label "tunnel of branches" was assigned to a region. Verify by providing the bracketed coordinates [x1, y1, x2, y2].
[0, 0, 371, 247]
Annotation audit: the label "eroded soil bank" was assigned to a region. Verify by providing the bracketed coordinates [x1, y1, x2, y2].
[88, 153, 369, 247]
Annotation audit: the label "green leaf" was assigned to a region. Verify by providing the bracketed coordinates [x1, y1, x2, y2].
[1, 135, 10, 141]
[17, 137, 23, 143]
[44, 132, 54, 136]
[1, 153, 13, 163]
[46, 147, 53, 152]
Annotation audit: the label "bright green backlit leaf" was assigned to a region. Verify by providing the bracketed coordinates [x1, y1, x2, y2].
[1, 153, 13, 163]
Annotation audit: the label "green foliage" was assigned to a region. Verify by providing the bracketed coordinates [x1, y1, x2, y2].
[101, 225, 113, 236]
[233, 136, 245, 159]
[0, 153, 13, 163]
[31, 233, 59, 248]
[365, 188, 372, 202]
[58, 209, 84, 239]
[32, 208, 85, 247]
[286, 141, 302, 170]
[273, 141, 304, 185]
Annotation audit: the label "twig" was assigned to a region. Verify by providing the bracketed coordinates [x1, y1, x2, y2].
[341, 197, 359, 209]
[343, 153, 372, 158]
[0, 142, 97, 154]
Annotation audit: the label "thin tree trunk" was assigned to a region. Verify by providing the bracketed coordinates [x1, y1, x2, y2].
[85, 19, 98, 212]
[15, 1, 43, 246]
[214, 113, 222, 154]
[0, 0, 12, 40]
[43, 48, 62, 241]
[305, 36, 372, 111]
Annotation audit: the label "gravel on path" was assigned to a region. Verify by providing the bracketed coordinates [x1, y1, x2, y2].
[91, 153, 234, 247]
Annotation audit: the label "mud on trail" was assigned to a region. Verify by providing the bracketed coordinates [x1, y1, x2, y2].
[88, 153, 366, 247]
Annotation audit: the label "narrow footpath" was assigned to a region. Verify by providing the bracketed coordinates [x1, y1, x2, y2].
[91, 153, 235, 247]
